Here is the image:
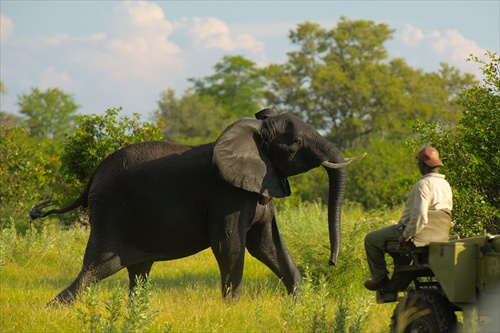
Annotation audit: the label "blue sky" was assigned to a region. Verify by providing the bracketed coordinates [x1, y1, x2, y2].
[1, 1, 499, 119]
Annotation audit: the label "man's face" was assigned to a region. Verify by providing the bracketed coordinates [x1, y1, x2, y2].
[417, 160, 425, 175]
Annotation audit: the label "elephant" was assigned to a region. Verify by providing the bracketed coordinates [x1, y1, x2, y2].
[30, 108, 365, 304]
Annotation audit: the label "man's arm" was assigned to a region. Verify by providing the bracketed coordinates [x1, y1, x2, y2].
[403, 182, 430, 239]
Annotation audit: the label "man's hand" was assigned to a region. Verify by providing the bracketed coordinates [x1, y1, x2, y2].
[398, 235, 411, 246]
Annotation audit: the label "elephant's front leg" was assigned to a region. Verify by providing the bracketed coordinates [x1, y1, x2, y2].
[246, 216, 302, 298]
[210, 220, 247, 298]
[217, 250, 246, 298]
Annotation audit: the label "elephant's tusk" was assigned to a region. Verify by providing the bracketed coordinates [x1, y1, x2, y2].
[321, 152, 367, 169]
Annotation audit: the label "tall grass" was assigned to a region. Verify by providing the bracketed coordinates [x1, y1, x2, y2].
[1, 199, 399, 332]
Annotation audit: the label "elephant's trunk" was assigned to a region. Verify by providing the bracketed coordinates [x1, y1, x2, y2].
[323, 150, 348, 267]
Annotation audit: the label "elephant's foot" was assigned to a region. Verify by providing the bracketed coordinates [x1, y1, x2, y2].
[46, 290, 77, 307]
[222, 283, 242, 300]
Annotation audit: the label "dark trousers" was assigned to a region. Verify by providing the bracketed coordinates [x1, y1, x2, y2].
[364, 224, 404, 282]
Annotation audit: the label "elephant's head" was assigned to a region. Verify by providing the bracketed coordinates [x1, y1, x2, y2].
[213, 108, 365, 266]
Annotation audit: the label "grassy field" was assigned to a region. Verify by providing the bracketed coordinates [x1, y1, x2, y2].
[1, 199, 402, 332]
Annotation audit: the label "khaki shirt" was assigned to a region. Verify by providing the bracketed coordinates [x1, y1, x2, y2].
[401, 173, 453, 246]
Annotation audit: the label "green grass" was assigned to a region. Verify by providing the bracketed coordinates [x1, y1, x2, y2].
[1, 199, 399, 332]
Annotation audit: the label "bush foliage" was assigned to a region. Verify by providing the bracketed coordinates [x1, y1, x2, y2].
[0, 124, 55, 231]
[61, 107, 163, 186]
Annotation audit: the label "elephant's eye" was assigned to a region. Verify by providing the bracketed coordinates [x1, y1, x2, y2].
[288, 139, 302, 154]
[293, 138, 303, 149]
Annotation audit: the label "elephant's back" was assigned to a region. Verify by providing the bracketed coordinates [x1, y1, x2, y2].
[86, 141, 184, 196]
[120, 141, 195, 165]
[93, 141, 211, 176]
[88, 140, 215, 201]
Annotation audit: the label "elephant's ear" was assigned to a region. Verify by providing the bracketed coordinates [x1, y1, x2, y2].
[213, 118, 290, 198]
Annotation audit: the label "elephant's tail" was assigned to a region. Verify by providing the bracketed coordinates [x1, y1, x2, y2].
[29, 180, 91, 220]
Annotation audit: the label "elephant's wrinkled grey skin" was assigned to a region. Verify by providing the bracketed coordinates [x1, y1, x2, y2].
[30, 109, 365, 305]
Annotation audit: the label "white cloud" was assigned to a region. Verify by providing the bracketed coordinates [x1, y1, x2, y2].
[236, 33, 263, 50]
[40, 33, 70, 46]
[431, 29, 484, 62]
[0, 15, 14, 44]
[75, 33, 107, 42]
[401, 24, 424, 46]
[190, 17, 231, 49]
[109, 1, 179, 51]
[398, 24, 486, 77]
[186, 16, 265, 59]
[78, 1, 183, 84]
[109, 0, 178, 54]
[39, 67, 82, 92]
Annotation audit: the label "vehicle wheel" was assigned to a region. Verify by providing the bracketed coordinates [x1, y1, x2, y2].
[390, 290, 457, 333]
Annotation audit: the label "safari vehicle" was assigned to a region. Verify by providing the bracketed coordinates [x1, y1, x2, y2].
[376, 233, 500, 332]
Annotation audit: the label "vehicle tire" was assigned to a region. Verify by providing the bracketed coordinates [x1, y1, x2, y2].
[390, 290, 457, 333]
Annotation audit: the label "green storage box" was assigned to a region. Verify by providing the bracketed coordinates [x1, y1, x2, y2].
[429, 241, 477, 303]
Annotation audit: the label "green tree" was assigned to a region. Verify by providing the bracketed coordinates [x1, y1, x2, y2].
[410, 51, 500, 237]
[189, 55, 266, 119]
[264, 18, 476, 150]
[155, 88, 230, 144]
[17, 87, 80, 142]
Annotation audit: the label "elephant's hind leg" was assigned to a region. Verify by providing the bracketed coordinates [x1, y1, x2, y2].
[246, 218, 302, 297]
[49, 232, 124, 305]
[127, 261, 154, 291]
[48, 254, 123, 305]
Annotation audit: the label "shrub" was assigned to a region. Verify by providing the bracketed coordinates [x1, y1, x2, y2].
[280, 270, 369, 333]
[61, 107, 164, 186]
[0, 124, 55, 231]
[76, 278, 159, 333]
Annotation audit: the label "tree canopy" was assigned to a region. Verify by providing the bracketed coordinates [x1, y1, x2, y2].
[189, 55, 267, 119]
[156, 18, 476, 151]
[263, 17, 476, 150]
[154, 88, 229, 144]
[17, 87, 80, 143]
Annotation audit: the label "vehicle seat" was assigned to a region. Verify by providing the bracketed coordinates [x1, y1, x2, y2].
[384, 239, 429, 269]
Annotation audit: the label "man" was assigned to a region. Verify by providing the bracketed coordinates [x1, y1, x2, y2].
[363, 146, 453, 291]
